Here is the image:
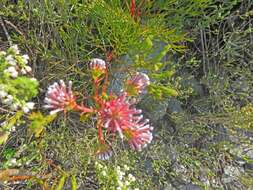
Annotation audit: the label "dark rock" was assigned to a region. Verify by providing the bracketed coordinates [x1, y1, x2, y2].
[167, 98, 183, 113]
[139, 96, 168, 122]
[244, 163, 253, 171]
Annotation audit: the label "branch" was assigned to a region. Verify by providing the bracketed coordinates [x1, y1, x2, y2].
[0, 16, 12, 46]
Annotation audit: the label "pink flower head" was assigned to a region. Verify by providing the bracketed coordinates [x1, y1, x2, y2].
[126, 122, 153, 151]
[99, 93, 145, 139]
[125, 72, 150, 95]
[44, 80, 76, 115]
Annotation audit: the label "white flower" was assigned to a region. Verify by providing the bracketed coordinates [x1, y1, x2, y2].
[116, 187, 122, 190]
[101, 170, 107, 176]
[22, 106, 30, 113]
[0, 90, 7, 99]
[22, 54, 29, 60]
[21, 68, 27, 74]
[22, 102, 35, 113]
[11, 126, 16, 132]
[5, 55, 16, 66]
[0, 121, 7, 127]
[22, 54, 29, 64]
[5, 66, 19, 78]
[25, 66, 32, 72]
[128, 174, 136, 182]
[117, 171, 125, 181]
[10, 158, 17, 165]
[124, 165, 130, 171]
[10, 103, 19, 111]
[10, 70, 18, 78]
[10, 45, 20, 54]
[26, 102, 35, 109]
[2, 95, 13, 105]
[125, 180, 130, 186]
[30, 78, 38, 82]
[0, 51, 7, 56]
[7, 66, 17, 73]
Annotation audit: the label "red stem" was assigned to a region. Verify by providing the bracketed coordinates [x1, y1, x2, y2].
[101, 64, 109, 96]
[74, 104, 94, 114]
[97, 119, 105, 144]
[130, 0, 135, 17]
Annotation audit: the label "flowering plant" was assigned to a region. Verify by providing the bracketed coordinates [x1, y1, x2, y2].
[44, 58, 153, 159]
[0, 45, 39, 144]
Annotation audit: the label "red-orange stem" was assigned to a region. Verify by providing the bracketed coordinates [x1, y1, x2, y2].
[130, 0, 135, 17]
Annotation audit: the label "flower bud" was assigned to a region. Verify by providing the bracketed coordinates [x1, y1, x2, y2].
[125, 72, 150, 95]
[90, 58, 106, 80]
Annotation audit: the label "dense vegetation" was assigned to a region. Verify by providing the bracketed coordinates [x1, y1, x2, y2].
[0, 0, 253, 189]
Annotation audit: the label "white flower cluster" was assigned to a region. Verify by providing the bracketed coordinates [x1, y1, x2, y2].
[116, 165, 137, 190]
[0, 84, 35, 113]
[3, 45, 31, 78]
[0, 45, 36, 113]
[95, 162, 139, 190]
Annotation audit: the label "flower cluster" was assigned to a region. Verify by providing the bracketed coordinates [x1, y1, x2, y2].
[44, 80, 75, 115]
[44, 58, 152, 159]
[95, 162, 139, 190]
[2, 45, 31, 78]
[0, 45, 38, 113]
[99, 93, 153, 151]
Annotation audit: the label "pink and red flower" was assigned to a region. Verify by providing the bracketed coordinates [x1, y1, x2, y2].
[44, 80, 76, 115]
[99, 93, 142, 138]
[44, 80, 93, 115]
[98, 93, 153, 150]
[126, 124, 153, 151]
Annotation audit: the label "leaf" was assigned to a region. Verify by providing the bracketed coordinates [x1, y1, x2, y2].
[28, 112, 56, 137]
[0, 132, 10, 145]
[0, 111, 23, 145]
[71, 175, 77, 190]
[55, 176, 66, 190]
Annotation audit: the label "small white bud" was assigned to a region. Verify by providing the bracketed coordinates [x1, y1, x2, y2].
[2, 95, 13, 105]
[30, 78, 38, 82]
[5, 55, 16, 66]
[25, 66, 32, 72]
[0, 51, 7, 56]
[26, 102, 35, 110]
[101, 170, 107, 176]
[22, 54, 29, 64]
[10, 103, 19, 111]
[7, 66, 17, 73]
[22, 106, 30, 113]
[21, 68, 27, 74]
[10, 158, 17, 165]
[0, 90, 7, 98]
[10, 45, 20, 54]
[10, 71, 18, 78]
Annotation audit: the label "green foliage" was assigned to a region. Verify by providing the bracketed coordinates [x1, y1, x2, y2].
[28, 112, 56, 137]
[95, 161, 139, 190]
[0, 111, 22, 145]
[8, 77, 38, 101]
